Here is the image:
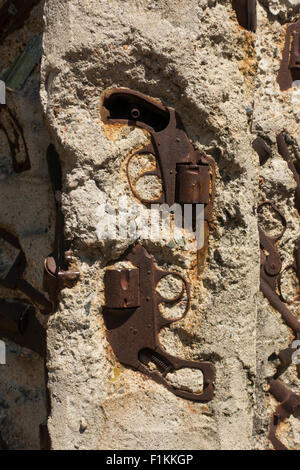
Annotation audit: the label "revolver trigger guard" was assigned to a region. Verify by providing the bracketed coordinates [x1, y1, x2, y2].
[126, 146, 163, 205]
[278, 263, 299, 304]
[257, 201, 287, 243]
[154, 269, 191, 325]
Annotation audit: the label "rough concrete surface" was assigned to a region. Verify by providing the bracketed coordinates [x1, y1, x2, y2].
[0, 0, 299, 450]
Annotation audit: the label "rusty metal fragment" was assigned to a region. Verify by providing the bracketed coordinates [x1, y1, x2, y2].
[101, 88, 215, 222]
[43, 145, 80, 310]
[258, 201, 300, 333]
[103, 244, 215, 402]
[0, 299, 45, 356]
[232, 0, 257, 33]
[277, 19, 300, 91]
[0, 0, 41, 44]
[268, 379, 300, 450]
[0, 226, 52, 313]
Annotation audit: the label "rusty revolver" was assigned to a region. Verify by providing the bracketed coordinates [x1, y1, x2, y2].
[103, 244, 215, 402]
[101, 88, 215, 223]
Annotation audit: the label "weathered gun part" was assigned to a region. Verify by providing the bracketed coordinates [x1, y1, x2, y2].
[232, 0, 257, 33]
[268, 379, 300, 450]
[0, 106, 31, 173]
[277, 132, 300, 213]
[101, 88, 215, 222]
[0, 227, 52, 314]
[0, 299, 45, 357]
[277, 19, 300, 91]
[0, 0, 41, 44]
[103, 244, 215, 402]
[258, 201, 300, 334]
[43, 145, 80, 310]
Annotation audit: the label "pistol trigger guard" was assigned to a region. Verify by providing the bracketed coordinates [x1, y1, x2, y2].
[154, 270, 190, 321]
[126, 145, 163, 205]
[278, 263, 298, 304]
[258, 201, 287, 243]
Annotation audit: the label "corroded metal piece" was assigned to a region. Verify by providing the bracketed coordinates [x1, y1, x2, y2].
[0, 0, 41, 44]
[277, 19, 300, 91]
[232, 0, 257, 33]
[43, 145, 80, 310]
[101, 88, 215, 222]
[176, 163, 210, 205]
[258, 201, 300, 334]
[0, 299, 45, 357]
[268, 379, 300, 451]
[0, 107, 31, 173]
[0, 227, 52, 314]
[103, 244, 215, 402]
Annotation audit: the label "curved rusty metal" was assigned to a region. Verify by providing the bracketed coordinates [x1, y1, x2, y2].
[268, 379, 300, 451]
[258, 201, 300, 334]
